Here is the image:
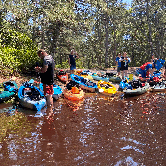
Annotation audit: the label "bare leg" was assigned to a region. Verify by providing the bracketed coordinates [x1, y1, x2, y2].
[124, 70, 128, 77]
[46, 95, 53, 108]
[122, 70, 124, 79]
[70, 70, 74, 75]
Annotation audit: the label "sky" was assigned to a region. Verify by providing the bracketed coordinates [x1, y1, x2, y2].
[123, 0, 132, 6]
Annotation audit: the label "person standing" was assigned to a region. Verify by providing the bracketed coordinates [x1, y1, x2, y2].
[35, 49, 55, 108]
[68, 49, 79, 75]
[151, 54, 157, 73]
[164, 64, 166, 80]
[120, 52, 131, 79]
[115, 53, 121, 77]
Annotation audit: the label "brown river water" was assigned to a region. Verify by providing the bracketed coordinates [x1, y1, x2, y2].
[0, 91, 166, 165]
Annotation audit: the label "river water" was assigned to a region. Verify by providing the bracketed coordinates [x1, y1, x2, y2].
[0, 91, 166, 165]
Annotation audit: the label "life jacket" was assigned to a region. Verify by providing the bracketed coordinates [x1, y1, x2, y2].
[131, 80, 140, 88]
[71, 87, 80, 94]
[153, 77, 160, 82]
[59, 70, 66, 75]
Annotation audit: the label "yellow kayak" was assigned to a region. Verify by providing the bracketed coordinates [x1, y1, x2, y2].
[97, 80, 117, 96]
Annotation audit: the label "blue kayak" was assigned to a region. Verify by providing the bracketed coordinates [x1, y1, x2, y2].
[71, 74, 97, 92]
[18, 80, 46, 111]
[39, 83, 62, 100]
[0, 80, 18, 103]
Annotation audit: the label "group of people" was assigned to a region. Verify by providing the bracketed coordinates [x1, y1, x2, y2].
[139, 55, 166, 81]
[116, 53, 166, 82]
[115, 52, 131, 79]
[34, 48, 165, 113]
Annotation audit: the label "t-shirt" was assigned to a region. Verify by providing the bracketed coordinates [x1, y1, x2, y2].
[69, 54, 77, 66]
[121, 56, 130, 68]
[116, 57, 121, 67]
[140, 62, 151, 70]
[145, 63, 152, 71]
[40, 55, 55, 85]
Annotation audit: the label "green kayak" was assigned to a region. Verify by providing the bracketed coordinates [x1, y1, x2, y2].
[0, 80, 18, 102]
[109, 76, 122, 83]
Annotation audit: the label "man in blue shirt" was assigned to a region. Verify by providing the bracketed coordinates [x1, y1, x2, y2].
[115, 53, 121, 77]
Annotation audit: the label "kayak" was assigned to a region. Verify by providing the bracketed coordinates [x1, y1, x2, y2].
[151, 83, 166, 92]
[18, 79, 46, 111]
[56, 70, 68, 83]
[105, 72, 122, 83]
[80, 73, 93, 80]
[92, 73, 109, 82]
[70, 74, 97, 92]
[39, 83, 63, 100]
[63, 87, 84, 101]
[97, 80, 117, 96]
[123, 82, 150, 96]
[0, 80, 18, 103]
[109, 76, 122, 83]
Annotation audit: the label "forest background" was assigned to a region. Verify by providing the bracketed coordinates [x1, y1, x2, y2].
[0, 0, 165, 76]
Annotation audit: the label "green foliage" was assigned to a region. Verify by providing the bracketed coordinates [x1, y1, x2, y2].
[0, 28, 39, 75]
[55, 60, 69, 69]
[0, 0, 165, 71]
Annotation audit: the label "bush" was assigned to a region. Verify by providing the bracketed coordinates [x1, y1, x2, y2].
[0, 29, 39, 75]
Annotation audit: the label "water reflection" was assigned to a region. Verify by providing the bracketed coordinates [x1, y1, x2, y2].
[0, 92, 166, 165]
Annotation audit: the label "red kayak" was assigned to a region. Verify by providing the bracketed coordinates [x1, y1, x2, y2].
[56, 70, 68, 83]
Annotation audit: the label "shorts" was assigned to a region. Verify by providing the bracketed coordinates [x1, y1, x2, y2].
[124, 66, 128, 70]
[43, 84, 54, 96]
[70, 65, 76, 70]
[121, 65, 128, 71]
[117, 67, 121, 72]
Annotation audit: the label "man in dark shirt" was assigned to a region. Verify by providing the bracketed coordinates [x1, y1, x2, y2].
[35, 49, 55, 108]
[68, 49, 79, 75]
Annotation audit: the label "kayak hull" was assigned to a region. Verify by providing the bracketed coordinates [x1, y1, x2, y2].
[71, 74, 97, 93]
[92, 75, 109, 82]
[97, 80, 117, 96]
[109, 76, 122, 83]
[151, 84, 166, 92]
[39, 83, 63, 100]
[0, 80, 18, 102]
[63, 88, 84, 101]
[123, 83, 150, 96]
[18, 82, 46, 111]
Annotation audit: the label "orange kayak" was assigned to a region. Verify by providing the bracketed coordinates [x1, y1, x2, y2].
[63, 88, 84, 101]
